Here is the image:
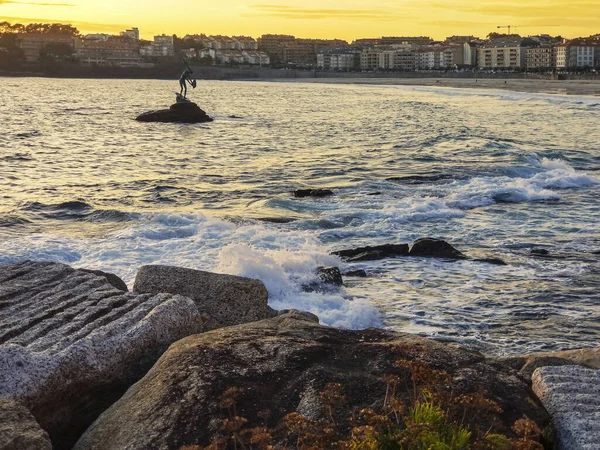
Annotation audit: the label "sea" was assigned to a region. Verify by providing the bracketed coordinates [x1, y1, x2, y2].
[1, 77, 599, 356]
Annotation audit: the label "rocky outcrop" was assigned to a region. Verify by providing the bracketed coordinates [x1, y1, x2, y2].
[0, 261, 205, 450]
[0, 399, 52, 450]
[506, 347, 600, 377]
[293, 188, 334, 198]
[136, 101, 213, 124]
[74, 312, 548, 450]
[409, 238, 467, 259]
[332, 244, 410, 262]
[533, 366, 600, 450]
[133, 265, 277, 328]
[315, 266, 343, 286]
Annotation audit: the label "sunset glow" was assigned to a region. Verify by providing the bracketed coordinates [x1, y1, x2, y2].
[1, 0, 598, 40]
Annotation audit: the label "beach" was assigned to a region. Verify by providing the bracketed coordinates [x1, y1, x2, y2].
[284, 77, 600, 96]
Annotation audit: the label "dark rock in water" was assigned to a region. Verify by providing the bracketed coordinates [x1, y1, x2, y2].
[473, 258, 507, 266]
[409, 238, 467, 260]
[133, 265, 277, 328]
[79, 269, 128, 291]
[136, 102, 213, 124]
[257, 217, 297, 224]
[386, 174, 455, 184]
[332, 244, 409, 261]
[531, 248, 550, 256]
[294, 189, 334, 198]
[0, 399, 52, 450]
[367, 192, 382, 196]
[73, 312, 549, 450]
[344, 269, 368, 278]
[0, 261, 204, 450]
[315, 266, 343, 286]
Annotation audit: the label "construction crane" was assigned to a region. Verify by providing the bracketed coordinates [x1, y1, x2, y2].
[497, 25, 517, 34]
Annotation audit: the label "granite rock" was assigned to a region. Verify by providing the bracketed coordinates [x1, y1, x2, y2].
[136, 102, 213, 124]
[0, 398, 52, 450]
[133, 265, 277, 328]
[74, 312, 548, 450]
[0, 261, 204, 449]
[532, 366, 600, 450]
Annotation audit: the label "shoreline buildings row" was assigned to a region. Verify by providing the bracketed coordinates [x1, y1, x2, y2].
[5, 28, 600, 71]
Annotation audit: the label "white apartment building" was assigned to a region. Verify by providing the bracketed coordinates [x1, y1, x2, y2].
[317, 48, 359, 70]
[120, 28, 140, 41]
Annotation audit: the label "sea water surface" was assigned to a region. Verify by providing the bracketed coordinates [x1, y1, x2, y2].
[1, 78, 599, 356]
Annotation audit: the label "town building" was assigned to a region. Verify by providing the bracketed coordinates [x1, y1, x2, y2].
[360, 47, 381, 70]
[17, 33, 76, 61]
[120, 28, 140, 41]
[257, 34, 295, 61]
[232, 36, 258, 50]
[214, 49, 269, 65]
[317, 47, 360, 70]
[280, 38, 348, 66]
[463, 42, 478, 66]
[526, 46, 554, 69]
[380, 36, 433, 46]
[554, 38, 600, 68]
[78, 36, 142, 66]
[140, 34, 174, 58]
[84, 34, 111, 42]
[477, 37, 536, 69]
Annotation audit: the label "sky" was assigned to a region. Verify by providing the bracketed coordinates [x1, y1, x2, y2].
[0, 0, 599, 40]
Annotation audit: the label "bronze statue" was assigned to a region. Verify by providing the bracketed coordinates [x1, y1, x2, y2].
[179, 59, 196, 99]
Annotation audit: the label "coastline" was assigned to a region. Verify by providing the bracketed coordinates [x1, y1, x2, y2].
[276, 77, 600, 97]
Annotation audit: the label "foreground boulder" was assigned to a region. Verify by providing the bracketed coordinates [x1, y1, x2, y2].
[133, 265, 277, 328]
[0, 261, 205, 450]
[136, 101, 213, 124]
[533, 366, 600, 450]
[74, 312, 548, 450]
[409, 237, 467, 259]
[0, 399, 51, 450]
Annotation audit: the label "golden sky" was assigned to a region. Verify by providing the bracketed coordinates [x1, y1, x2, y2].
[0, 0, 598, 40]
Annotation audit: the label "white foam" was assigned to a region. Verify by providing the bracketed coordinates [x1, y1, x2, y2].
[0, 212, 382, 330]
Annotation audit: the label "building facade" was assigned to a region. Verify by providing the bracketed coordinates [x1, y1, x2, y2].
[18, 33, 76, 61]
[526, 46, 554, 69]
[78, 37, 141, 66]
[477, 37, 535, 69]
[317, 47, 360, 70]
[140, 34, 174, 58]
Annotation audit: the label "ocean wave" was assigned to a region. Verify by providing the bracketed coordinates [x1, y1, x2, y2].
[17, 201, 135, 223]
[0, 212, 381, 330]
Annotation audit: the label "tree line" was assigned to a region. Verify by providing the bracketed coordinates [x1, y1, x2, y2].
[0, 21, 79, 36]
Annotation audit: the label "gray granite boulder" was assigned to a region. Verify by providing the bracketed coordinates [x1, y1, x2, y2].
[0, 399, 52, 450]
[532, 366, 600, 450]
[0, 261, 205, 450]
[74, 311, 548, 450]
[133, 265, 277, 328]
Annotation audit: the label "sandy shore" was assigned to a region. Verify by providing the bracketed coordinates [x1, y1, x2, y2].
[281, 77, 600, 97]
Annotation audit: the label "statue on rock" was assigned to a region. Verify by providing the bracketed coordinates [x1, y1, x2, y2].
[135, 59, 212, 124]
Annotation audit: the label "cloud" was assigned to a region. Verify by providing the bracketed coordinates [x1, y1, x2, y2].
[0, 1, 74, 5]
[246, 5, 393, 20]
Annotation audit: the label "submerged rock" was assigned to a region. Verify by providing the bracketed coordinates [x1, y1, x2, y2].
[505, 346, 600, 377]
[133, 265, 277, 328]
[473, 258, 507, 266]
[136, 101, 213, 124]
[0, 399, 52, 450]
[315, 266, 343, 286]
[409, 238, 467, 260]
[0, 261, 204, 449]
[332, 244, 410, 261]
[344, 269, 368, 278]
[293, 188, 334, 198]
[74, 312, 548, 450]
